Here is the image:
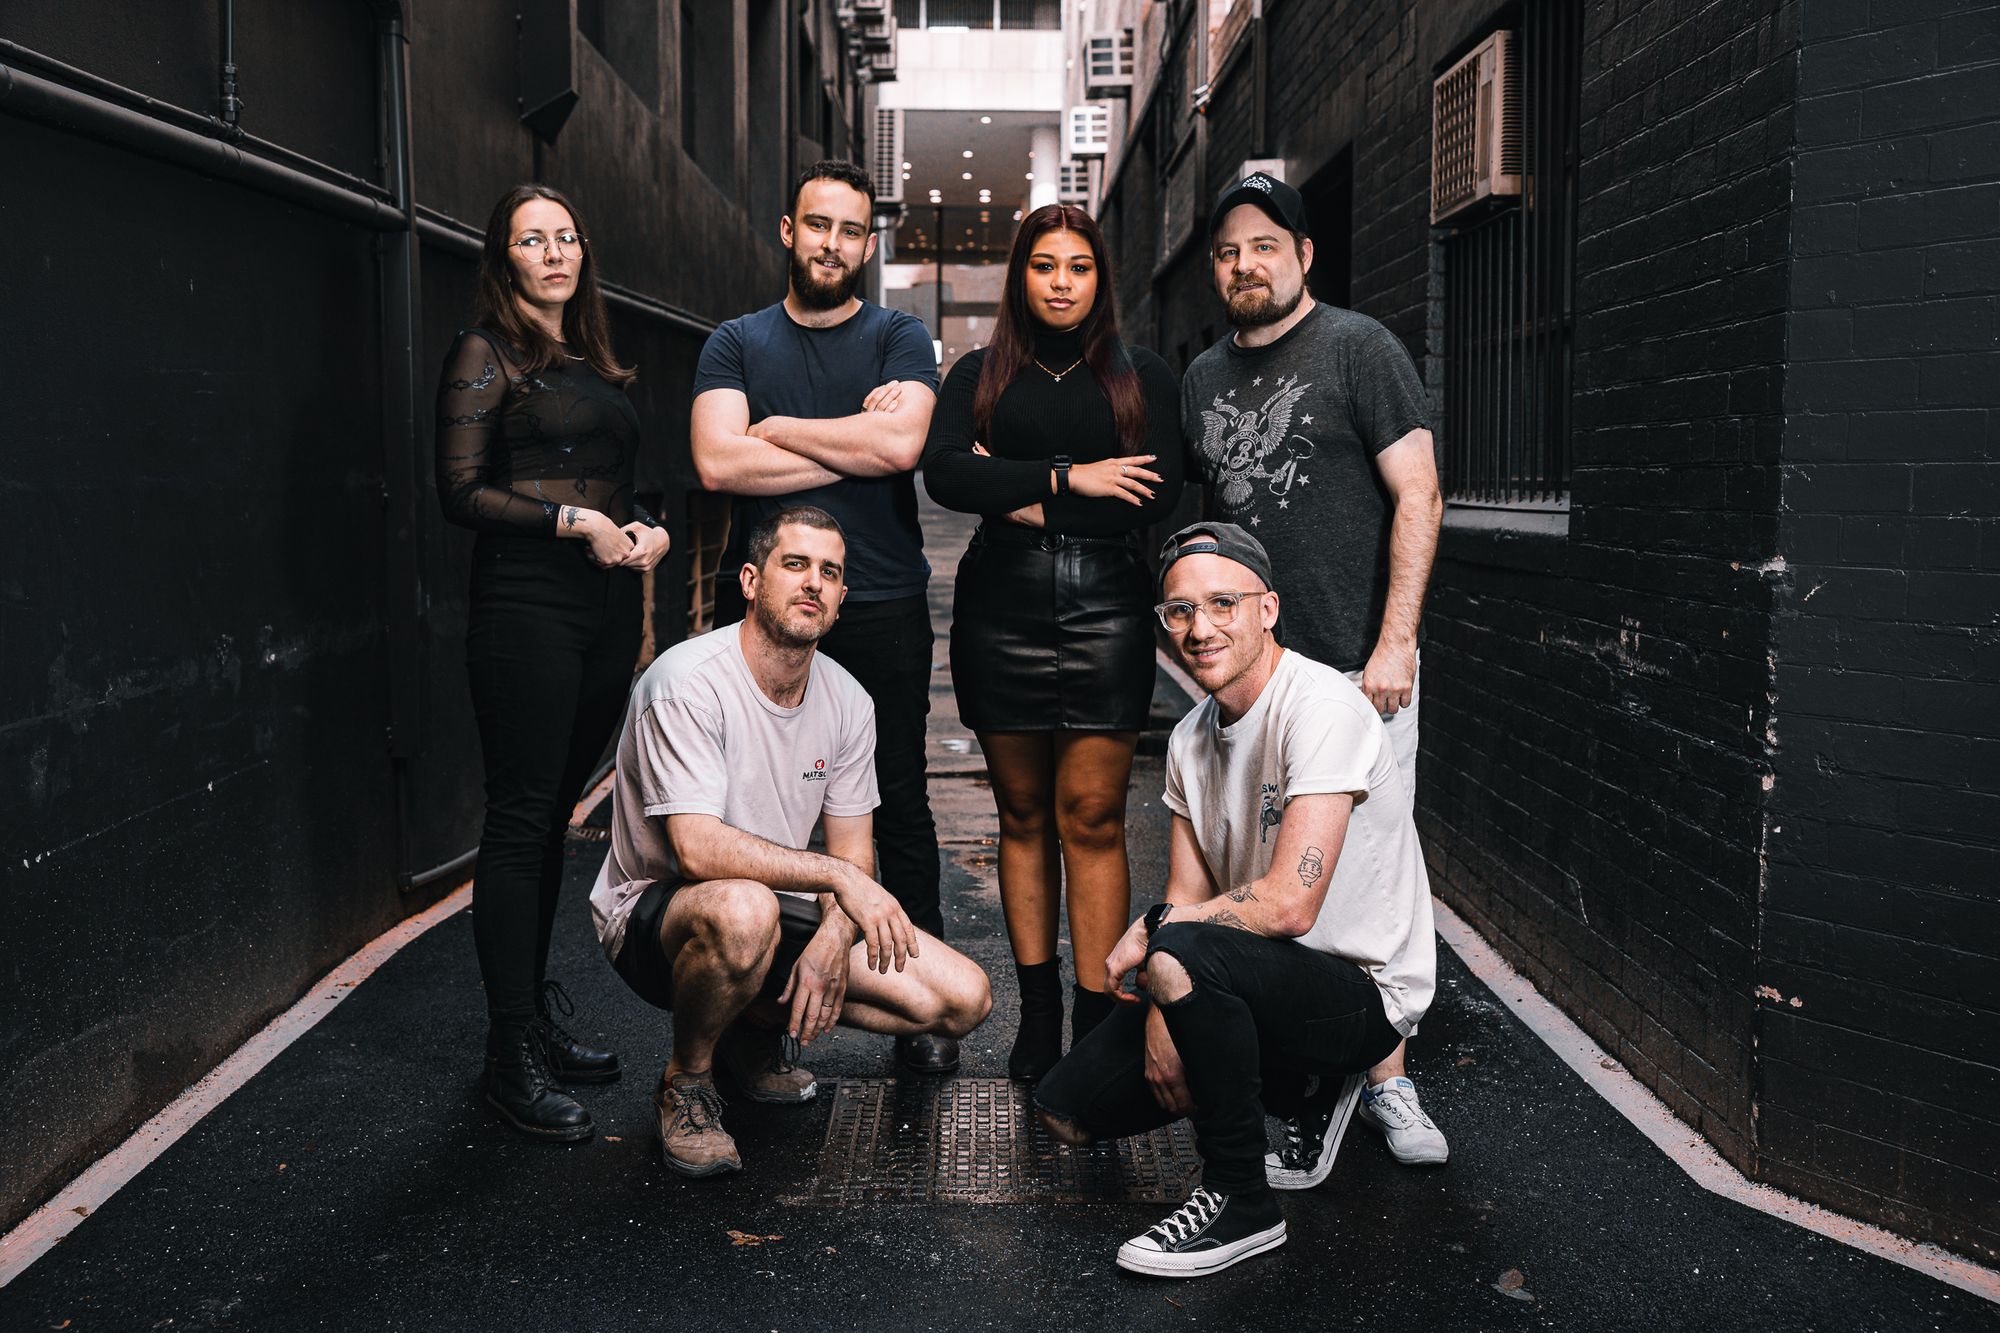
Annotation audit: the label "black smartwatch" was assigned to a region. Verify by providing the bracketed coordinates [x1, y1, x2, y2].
[1143, 902, 1174, 939]
[1052, 455, 1073, 495]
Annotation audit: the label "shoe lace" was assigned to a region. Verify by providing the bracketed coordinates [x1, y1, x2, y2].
[1373, 1084, 1434, 1131]
[538, 980, 585, 1045]
[1276, 1110, 1329, 1169]
[1150, 1188, 1224, 1244]
[773, 1033, 801, 1076]
[669, 1081, 728, 1138]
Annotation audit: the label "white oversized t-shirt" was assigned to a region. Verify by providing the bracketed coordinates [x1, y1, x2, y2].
[588, 622, 878, 961]
[1163, 649, 1436, 1035]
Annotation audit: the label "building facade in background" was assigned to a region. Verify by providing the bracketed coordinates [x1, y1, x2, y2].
[1089, 0, 1998, 1265]
[0, 0, 880, 1234]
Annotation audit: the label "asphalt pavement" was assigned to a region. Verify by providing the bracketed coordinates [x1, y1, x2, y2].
[0, 499, 1989, 1332]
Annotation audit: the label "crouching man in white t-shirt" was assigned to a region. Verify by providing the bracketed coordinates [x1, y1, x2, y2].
[590, 506, 992, 1178]
[1035, 522, 1436, 1278]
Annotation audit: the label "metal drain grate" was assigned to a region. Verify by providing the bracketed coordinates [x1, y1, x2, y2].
[787, 1078, 1201, 1205]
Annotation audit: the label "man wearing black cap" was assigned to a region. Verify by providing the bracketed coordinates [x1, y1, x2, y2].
[1034, 524, 1436, 1278]
[1182, 171, 1449, 1168]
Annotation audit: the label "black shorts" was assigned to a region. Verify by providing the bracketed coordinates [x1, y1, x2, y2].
[612, 880, 824, 1011]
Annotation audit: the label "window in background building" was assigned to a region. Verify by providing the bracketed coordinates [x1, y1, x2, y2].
[682, 2, 738, 192]
[684, 493, 734, 636]
[748, 0, 786, 224]
[580, 0, 661, 106]
[1437, 1, 1580, 511]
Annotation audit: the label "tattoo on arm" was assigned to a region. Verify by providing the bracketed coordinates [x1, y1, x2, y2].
[1205, 908, 1254, 932]
[563, 505, 582, 530]
[1225, 883, 1259, 904]
[1297, 846, 1324, 891]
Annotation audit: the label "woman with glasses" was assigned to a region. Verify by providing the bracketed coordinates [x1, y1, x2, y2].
[921, 204, 1183, 1080]
[436, 184, 669, 1141]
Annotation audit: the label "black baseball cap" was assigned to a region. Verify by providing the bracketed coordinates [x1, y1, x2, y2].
[1208, 172, 1308, 238]
[1157, 522, 1277, 596]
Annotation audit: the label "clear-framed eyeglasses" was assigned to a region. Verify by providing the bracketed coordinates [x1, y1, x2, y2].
[509, 231, 586, 256]
[1154, 591, 1266, 631]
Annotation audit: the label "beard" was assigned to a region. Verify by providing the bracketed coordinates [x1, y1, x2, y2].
[1224, 279, 1304, 329]
[789, 250, 862, 311]
[751, 592, 834, 650]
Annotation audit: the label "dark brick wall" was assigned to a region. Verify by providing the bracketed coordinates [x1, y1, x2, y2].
[1763, 1, 2000, 1265]
[1098, 0, 1999, 1264]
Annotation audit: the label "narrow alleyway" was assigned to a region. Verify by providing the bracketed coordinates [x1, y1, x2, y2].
[0, 499, 1983, 1331]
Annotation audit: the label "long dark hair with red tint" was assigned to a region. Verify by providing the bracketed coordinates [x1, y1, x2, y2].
[473, 183, 635, 386]
[974, 204, 1144, 452]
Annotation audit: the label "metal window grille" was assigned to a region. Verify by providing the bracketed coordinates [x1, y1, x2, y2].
[1442, 1, 1580, 508]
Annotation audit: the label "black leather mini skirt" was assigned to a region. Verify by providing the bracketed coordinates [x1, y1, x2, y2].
[949, 522, 1156, 732]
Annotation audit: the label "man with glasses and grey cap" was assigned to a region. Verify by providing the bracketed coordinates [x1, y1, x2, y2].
[1184, 170, 1450, 1170]
[1033, 523, 1436, 1278]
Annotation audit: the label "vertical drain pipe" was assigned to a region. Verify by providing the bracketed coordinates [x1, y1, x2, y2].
[218, 0, 242, 130]
[375, 3, 431, 891]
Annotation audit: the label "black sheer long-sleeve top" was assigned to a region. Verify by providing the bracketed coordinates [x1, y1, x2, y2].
[434, 328, 644, 536]
[920, 327, 1184, 536]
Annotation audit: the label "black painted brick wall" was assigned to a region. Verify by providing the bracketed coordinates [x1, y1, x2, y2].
[1764, 1, 2000, 1264]
[1099, 0, 1996, 1263]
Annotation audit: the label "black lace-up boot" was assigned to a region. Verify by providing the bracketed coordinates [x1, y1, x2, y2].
[534, 980, 621, 1084]
[484, 1020, 594, 1142]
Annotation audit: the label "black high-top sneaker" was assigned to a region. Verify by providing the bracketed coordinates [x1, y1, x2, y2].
[484, 1020, 594, 1142]
[534, 980, 621, 1084]
[1115, 1186, 1288, 1277]
[1264, 1071, 1364, 1190]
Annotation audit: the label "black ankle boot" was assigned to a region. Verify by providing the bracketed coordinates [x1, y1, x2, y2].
[1071, 984, 1117, 1048]
[1009, 959, 1065, 1082]
[484, 1020, 594, 1142]
[535, 980, 621, 1084]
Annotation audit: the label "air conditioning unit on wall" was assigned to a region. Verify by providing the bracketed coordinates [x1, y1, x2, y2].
[1431, 31, 1522, 223]
[1084, 29, 1135, 96]
[1066, 103, 1111, 157]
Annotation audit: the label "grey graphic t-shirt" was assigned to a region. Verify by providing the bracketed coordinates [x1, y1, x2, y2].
[1181, 304, 1429, 671]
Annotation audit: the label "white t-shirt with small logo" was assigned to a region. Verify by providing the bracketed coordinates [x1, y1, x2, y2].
[1163, 649, 1435, 1035]
[588, 622, 879, 962]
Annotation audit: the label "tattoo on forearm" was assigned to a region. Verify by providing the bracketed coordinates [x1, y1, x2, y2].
[1298, 846, 1324, 891]
[1225, 883, 1259, 904]
[1206, 908, 1254, 932]
[563, 505, 582, 530]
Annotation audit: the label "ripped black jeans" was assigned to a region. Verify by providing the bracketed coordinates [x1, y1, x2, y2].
[1034, 921, 1403, 1195]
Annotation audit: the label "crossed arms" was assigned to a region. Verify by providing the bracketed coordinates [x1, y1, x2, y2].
[690, 382, 938, 495]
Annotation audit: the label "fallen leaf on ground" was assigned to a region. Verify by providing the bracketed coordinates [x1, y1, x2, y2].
[1164, 1295, 1185, 1309]
[726, 1230, 784, 1246]
[1455, 1056, 1475, 1066]
[1496, 1269, 1525, 1291]
[277, 1163, 287, 1172]
[603, 1136, 622, 1142]
[70, 1206, 88, 1217]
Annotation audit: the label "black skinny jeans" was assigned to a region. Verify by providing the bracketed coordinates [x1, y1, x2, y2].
[466, 536, 641, 1024]
[1035, 921, 1403, 1195]
[715, 584, 943, 937]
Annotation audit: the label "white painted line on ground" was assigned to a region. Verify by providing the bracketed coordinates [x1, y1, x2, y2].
[0, 782, 619, 1289]
[1430, 894, 1999, 1305]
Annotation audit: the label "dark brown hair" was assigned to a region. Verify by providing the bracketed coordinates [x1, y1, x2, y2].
[746, 505, 846, 570]
[974, 204, 1144, 453]
[474, 183, 635, 387]
[792, 159, 876, 216]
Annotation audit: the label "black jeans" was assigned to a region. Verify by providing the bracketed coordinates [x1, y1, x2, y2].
[466, 536, 641, 1023]
[716, 585, 943, 937]
[1035, 922, 1402, 1195]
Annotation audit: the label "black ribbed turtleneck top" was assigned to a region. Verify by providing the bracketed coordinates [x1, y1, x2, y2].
[920, 326, 1184, 536]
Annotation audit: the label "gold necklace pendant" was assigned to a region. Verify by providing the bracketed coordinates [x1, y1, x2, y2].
[1035, 356, 1084, 382]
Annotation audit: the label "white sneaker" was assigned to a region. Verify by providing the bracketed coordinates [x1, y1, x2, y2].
[1356, 1076, 1449, 1165]
[1262, 1072, 1364, 1190]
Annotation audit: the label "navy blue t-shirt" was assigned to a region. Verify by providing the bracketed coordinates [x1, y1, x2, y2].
[694, 300, 940, 601]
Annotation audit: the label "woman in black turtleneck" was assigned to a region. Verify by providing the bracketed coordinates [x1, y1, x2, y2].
[922, 204, 1183, 1080]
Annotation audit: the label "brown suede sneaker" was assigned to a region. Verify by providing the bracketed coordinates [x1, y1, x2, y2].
[715, 1026, 819, 1104]
[653, 1073, 741, 1177]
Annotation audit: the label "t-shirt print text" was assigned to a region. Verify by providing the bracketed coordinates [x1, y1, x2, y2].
[1197, 373, 1317, 515]
[801, 757, 828, 782]
[1259, 783, 1282, 843]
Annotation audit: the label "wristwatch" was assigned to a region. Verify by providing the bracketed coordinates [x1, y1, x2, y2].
[1143, 902, 1174, 939]
[1052, 455, 1073, 495]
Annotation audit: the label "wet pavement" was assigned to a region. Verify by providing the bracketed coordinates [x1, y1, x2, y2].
[1, 499, 1990, 1331]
